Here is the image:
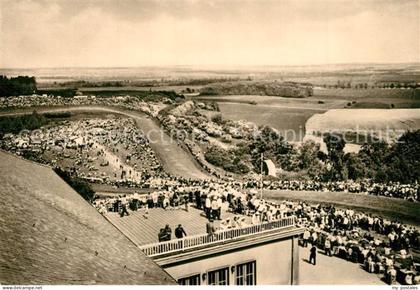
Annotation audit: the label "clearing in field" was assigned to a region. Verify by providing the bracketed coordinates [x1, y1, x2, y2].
[218, 103, 318, 141]
[305, 108, 420, 142]
[196, 95, 347, 142]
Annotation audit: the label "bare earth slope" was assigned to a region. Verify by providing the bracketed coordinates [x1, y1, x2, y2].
[305, 108, 420, 141]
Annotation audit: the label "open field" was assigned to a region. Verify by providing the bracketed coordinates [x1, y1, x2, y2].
[196, 95, 347, 141]
[218, 103, 321, 141]
[78, 85, 203, 94]
[197, 88, 420, 109]
[196, 91, 420, 144]
[3, 63, 420, 88]
[196, 94, 347, 108]
[305, 108, 420, 141]
[314, 88, 420, 99]
[264, 190, 420, 226]
[313, 88, 420, 109]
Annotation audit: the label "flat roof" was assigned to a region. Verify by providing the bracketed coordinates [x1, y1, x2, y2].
[104, 204, 303, 250]
[0, 151, 175, 285]
[104, 207, 246, 245]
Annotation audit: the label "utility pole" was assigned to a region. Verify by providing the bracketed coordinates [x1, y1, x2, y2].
[260, 152, 263, 199]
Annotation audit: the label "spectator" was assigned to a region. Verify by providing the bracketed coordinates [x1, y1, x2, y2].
[206, 219, 216, 236]
[325, 238, 332, 256]
[309, 245, 317, 265]
[205, 196, 211, 219]
[175, 224, 187, 239]
[120, 203, 129, 217]
[158, 228, 166, 242]
[303, 229, 310, 247]
[163, 224, 172, 241]
[211, 197, 220, 220]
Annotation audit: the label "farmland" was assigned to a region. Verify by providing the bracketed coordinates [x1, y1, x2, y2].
[78, 85, 203, 94]
[217, 103, 320, 142]
[305, 108, 420, 142]
[195, 95, 348, 141]
[313, 87, 420, 109]
[3, 64, 420, 145]
[194, 85, 420, 143]
[199, 80, 313, 97]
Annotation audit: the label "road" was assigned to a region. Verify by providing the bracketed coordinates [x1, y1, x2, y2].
[0, 106, 212, 180]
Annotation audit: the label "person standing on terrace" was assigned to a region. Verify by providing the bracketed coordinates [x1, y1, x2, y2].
[309, 245, 317, 265]
[211, 197, 220, 220]
[163, 224, 172, 241]
[175, 224, 187, 239]
[205, 196, 211, 219]
[206, 219, 216, 236]
[303, 229, 310, 247]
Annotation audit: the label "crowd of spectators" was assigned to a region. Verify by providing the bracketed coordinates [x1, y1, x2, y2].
[93, 175, 419, 204]
[293, 200, 420, 285]
[0, 117, 166, 185]
[3, 92, 419, 285]
[2, 94, 418, 202]
[251, 179, 419, 201]
[0, 94, 167, 117]
[93, 183, 419, 285]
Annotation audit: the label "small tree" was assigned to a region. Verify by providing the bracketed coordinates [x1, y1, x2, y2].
[323, 133, 346, 181]
[211, 114, 224, 125]
[54, 168, 95, 202]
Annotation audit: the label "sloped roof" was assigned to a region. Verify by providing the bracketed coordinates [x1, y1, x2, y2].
[0, 151, 175, 285]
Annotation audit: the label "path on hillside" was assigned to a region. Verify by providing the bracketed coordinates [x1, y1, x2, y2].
[0, 106, 212, 180]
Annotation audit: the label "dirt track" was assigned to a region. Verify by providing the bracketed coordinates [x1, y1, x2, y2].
[0, 106, 212, 180]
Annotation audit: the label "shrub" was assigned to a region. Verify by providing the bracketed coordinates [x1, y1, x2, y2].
[211, 114, 224, 125]
[0, 110, 48, 136]
[54, 168, 95, 202]
[204, 145, 250, 174]
[0, 75, 37, 97]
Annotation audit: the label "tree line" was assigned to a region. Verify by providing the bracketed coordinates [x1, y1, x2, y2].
[321, 81, 420, 90]
[205, 125, 419, 184]
[0, 75, 37, 97]
[278, 129, 420, 184]
[0, 111, 48, 137]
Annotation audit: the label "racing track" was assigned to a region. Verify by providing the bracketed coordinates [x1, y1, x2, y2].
[2, 106, 419, 227]
[0, 106, 212, 180]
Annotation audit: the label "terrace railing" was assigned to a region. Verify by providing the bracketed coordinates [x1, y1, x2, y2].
[139, 216, 296, 257]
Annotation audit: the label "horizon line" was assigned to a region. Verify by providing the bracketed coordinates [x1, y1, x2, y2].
[1, 61, 420, 70]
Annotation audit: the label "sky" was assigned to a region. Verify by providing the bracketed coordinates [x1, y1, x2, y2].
[0, 0, 419, 68]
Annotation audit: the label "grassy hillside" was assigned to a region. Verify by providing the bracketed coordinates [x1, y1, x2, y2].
[200, 81, 313, 98]
[306, 108, 420, 142]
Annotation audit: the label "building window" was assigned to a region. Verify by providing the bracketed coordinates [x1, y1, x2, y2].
[236, 261, 256, 285]
[208, 267, 229, 285]
[178, 274, 201, 285]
